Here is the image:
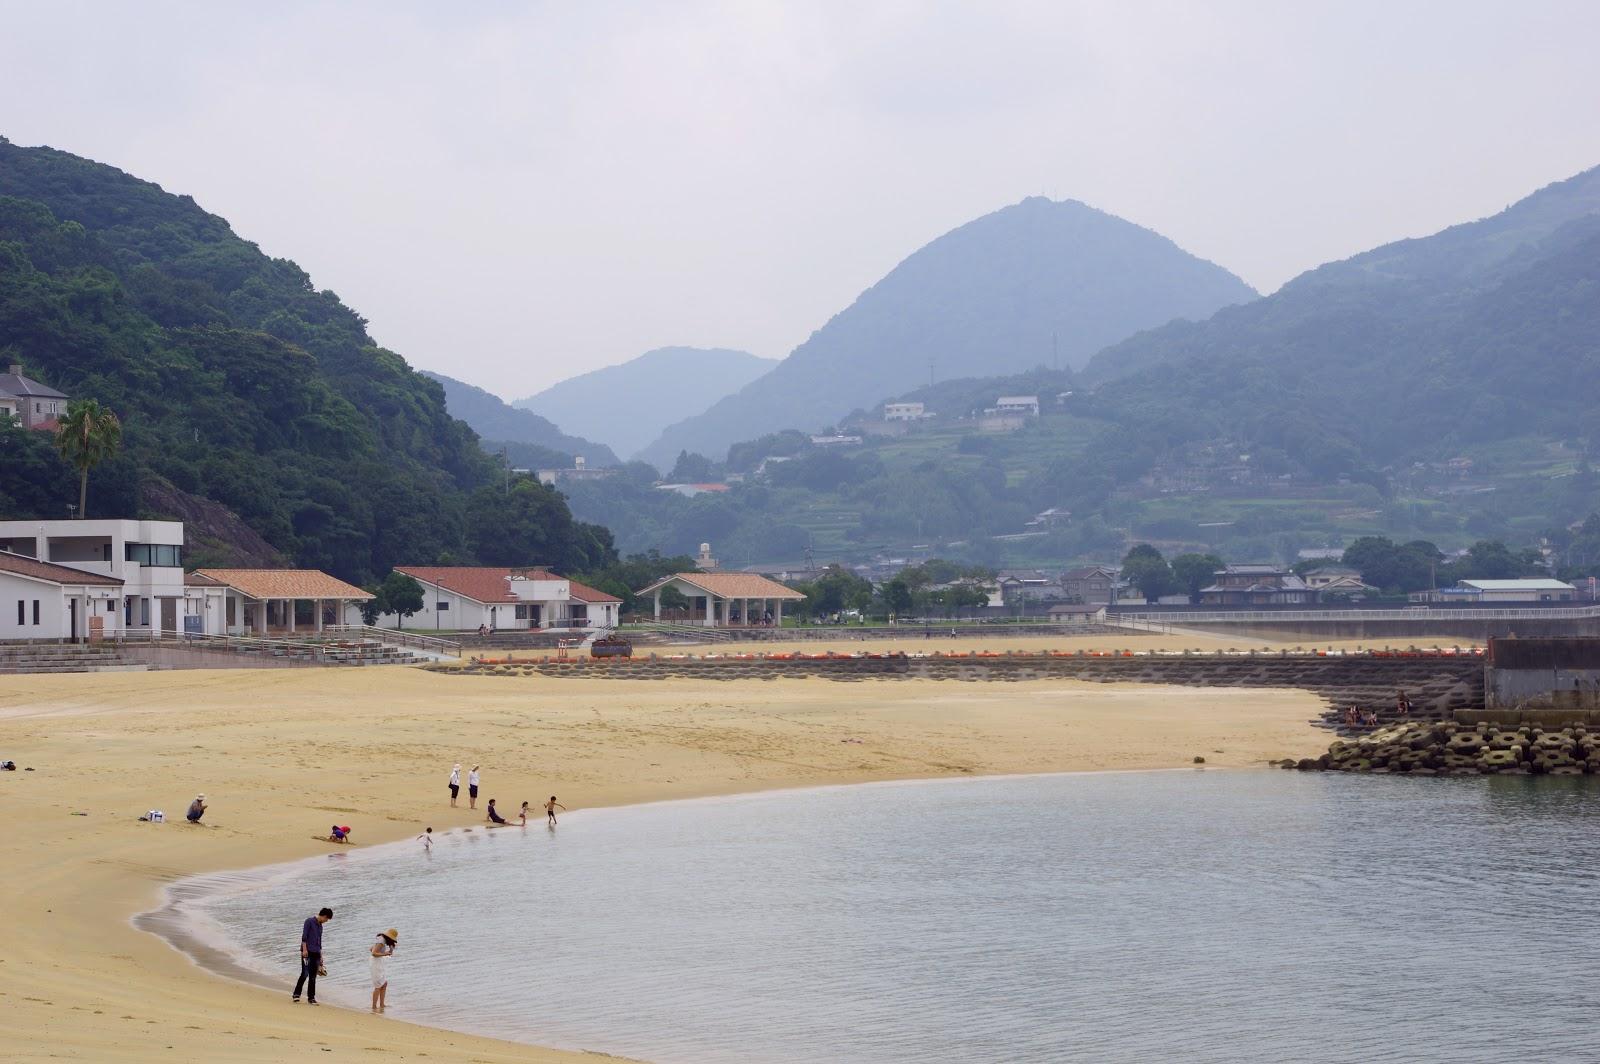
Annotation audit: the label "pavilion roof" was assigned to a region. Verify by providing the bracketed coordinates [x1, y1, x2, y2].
[636, 572, 805, 601]
[194, 569, 373, 601]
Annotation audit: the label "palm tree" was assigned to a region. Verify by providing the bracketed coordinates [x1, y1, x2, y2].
[55, 399, 123, 519]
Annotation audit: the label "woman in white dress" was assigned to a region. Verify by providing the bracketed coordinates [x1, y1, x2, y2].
[370, 929, 398, 1012]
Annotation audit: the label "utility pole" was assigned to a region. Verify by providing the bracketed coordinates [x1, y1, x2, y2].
[502, 447, 510, 495]
[1052, 331, 1059, 373]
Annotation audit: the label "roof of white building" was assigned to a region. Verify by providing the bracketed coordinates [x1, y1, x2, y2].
[637, 572, 805, 601]
[0, 551, 123, 586]
[1459, 579, 1575, 591]
[395, 566, 620, 605]
[194, 569, 373, 601]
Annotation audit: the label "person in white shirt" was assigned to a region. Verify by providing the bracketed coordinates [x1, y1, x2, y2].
[418, 827, 433, 851]
[448, 764, 461, 806]
[467, 765, 480, 809]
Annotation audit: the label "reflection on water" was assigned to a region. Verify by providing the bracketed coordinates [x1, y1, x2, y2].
[183, 772, 1600, 1063]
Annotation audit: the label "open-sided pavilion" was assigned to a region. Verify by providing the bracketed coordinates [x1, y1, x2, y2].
[636, 572, 804, 628]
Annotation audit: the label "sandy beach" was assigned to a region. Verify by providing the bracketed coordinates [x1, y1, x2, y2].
[0, 634, 1332, 1063]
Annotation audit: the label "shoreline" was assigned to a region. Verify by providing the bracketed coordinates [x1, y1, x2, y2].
[136, 764, 1239, 1056]
[0, 637, 1331, 1064]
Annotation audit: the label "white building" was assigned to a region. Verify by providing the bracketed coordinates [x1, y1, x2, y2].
[994, 395, 1040, 417]
[883, 402, 926, 422]
[535, 456, 618, 487]
[636, 571, 805, 628]
[1411, 578, 1579, 604]
[355, 566, 622, 631]
[190, 569, 373, 635]
[0, 551, 125, 641]
[0, 519, 186, 636]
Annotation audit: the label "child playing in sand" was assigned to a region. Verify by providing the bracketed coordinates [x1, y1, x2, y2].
[329, 825, 352, 843]
[546, 796, 566, 825]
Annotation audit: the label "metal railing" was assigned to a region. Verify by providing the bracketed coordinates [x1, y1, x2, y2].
[323, 624, 462, 657]
[1114, 605, 1600, 631]
[622, 620, 739, 642]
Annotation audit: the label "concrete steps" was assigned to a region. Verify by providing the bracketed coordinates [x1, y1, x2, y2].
[0, 643, 148, 674]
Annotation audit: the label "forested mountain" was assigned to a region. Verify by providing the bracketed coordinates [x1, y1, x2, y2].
[514, 346, 772, 462]
[1076, 164, 1600, 472]
[639, 197, 1256, 465]
[421, 371, 619, 467]
[570, 164, 1600, 568]
[0, 139, 616, 582]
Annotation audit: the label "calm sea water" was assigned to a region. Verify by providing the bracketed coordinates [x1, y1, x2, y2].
[173, 772, 1600, 1063]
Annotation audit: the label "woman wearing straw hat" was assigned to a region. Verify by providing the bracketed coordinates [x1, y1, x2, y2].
[370, 928, 398, 1012]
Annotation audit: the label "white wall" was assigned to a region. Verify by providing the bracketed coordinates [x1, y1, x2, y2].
[0, 574, 123, 640]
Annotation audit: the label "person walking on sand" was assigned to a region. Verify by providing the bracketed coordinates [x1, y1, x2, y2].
[448, 764, 461, 807]
[370, 928, 398, 1012]
[467, 765, 481, 809]
[292, 907, 333, 1004]
[546, 796, 566, 826]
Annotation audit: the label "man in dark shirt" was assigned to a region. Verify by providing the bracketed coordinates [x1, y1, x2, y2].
[292, 907, 333, 1004]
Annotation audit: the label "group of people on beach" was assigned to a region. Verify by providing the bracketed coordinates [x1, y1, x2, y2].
[292, 907, 398, 1013]
[448, 762, 565, 825]
[279, 763, 572, 1015]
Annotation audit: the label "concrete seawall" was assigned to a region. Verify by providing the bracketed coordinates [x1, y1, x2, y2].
[429, 651, 1485, 719]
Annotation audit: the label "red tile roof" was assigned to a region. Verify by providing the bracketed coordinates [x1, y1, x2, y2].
[396, 566, 620, 605]
[0, 551, 123, 586]
[195, 569, 373, 600]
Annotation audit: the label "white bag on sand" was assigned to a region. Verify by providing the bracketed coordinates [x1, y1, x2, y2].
[145, 810, 165, 822]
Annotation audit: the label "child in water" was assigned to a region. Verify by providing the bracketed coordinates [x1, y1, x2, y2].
[546, 796, 567, 825]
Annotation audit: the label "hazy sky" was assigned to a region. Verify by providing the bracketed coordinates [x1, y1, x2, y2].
[3, 2, 1597, 396]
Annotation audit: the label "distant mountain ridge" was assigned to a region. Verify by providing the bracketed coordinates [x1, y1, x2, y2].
[514, 347, 772, 460]
[422, 372, 619, 467]
[639, 196, 1257, 466]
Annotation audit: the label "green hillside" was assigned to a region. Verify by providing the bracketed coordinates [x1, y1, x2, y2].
[569, 165, 1600, 569]
[0, 138, 615, 582]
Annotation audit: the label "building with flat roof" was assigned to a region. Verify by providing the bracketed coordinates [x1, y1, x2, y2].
[0, 519, 185, 635]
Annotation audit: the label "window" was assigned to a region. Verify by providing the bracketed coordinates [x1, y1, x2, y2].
[515, 605, 530, 619]
[32, 600, 40, 625]
[437, 600, 451, 611]
[15, 600, 22, 626]
[124, 543, 182, 567]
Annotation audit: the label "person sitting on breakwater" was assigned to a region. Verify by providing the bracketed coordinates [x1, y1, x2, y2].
[1363, 709, 1379, 727]
[485, 798, 510, 825]
[1396, 690, 1412, 716]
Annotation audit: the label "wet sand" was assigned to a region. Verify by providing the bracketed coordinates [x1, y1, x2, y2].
[0, 638, 1330, 1063]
